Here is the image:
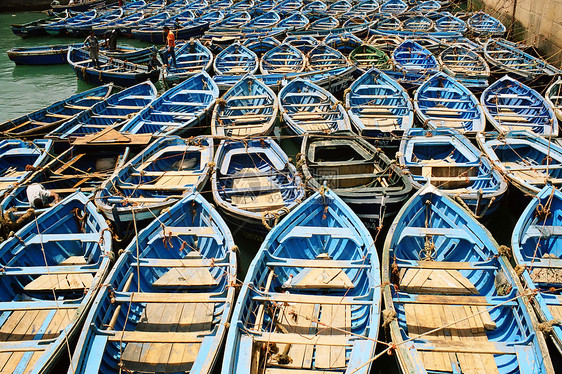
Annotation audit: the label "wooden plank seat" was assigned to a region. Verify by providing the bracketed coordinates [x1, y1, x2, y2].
[227, 95, 269, 100]
[397, 227, 477, 243]
[151, 111, 196, 117]
[523, 225, 562, 241]
[107, 330, 206, 343]
[396, 260, 497, 271]
[24, 232, 100, 245]
[266, 258, 369, 269]
[254, 332, 351, 346]
[0, 300, 80, 311]
[413, 339, 515, 355]
[160, 226, 219, 239]
[108, 105, 144, 110]
[112, 292, 226, 304]
[253, 292, 371, 305]
[133, 257, 229, 268]
[45, 113, 73, 119]
[0, 339, 53, 352]
[279, 227, 359, 243]
[395, 293, 516, 307]
[1, 263, 99, 276]
[161, 101, 206, 107]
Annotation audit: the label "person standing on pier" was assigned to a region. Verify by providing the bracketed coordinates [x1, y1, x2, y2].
[163, 26, 177, 67]
[84, 31, 100, 67]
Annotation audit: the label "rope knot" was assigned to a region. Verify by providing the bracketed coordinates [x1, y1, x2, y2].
[538, 319, 561, 334]
[498, 245, 512, 258]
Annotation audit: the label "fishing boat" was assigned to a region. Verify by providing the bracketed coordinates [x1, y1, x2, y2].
[434, 13, 467, 33]
[302, 0, 327, 12]
[382, 184, 554, 374]
[67, 47, 160, 87]
[306, 43, 348, 71]
[276, 0, 303, 13]
[213, 42, 259, 75]
[244, 11, 281, 28]
[131, 10, 199, 43]
[70, 192, 236, 373]
[545, 76, 562, 121]
[322, 32, 363, 55]
[0, 139, 53, 196]
[255, 0, 276, 13]
[408, 0, 440, 13]
[348, 0, 381, 16]
[414, 72, 485, 133]
[48, 81, 157, 141]
[120, 11, 170, 38]
[477, 130, 562, 195]
[211, 75, 277, 138]
[102, 45, 158, 65]
[0, 191, 112, 374]
[375, 15, 402, 31]
[0, 84, 113, 139]
[512, 185, 562, 355]
[484, 39, 559, 81]
[51, 0, 105, 13]
[346, 68, 413, 135]
[212, 138, 305, 232]
[242, 36, 280, 56]
[210, 11, 252, 29]
[120, 72, 219, 137]
[438, 44, 490, 88]
[161, 40, 213, 86]
[380, 0, 408, 14]
[301, 131, 412, 227]
[467, 11, 506, 36]
[95, 136, 213, 228]
[0, 133, 137, 218]
[222, 188, 380, 373]
[283, 35, 319, 53]
[228, 0, 255, 11]
[402, 15, 434, 32]
[368, 33, 403, 54]
[279, 78, 352, 134]
[480, 75, 558, 136]
[399, 127, 507, 217]
[11, 11, 68, 38]
[66, 8, 124, 37]
[307, 16, 339, 31]
[392, 40, 439, 75]
[91, 10, 145, 35]
[44, 10, 97, 36]
[326, 0, 352, 15]
[7, 43, 83, 65]
[260, 43, 306, 74]
[349, 44, 392, 70]
[277, 12, 310, 31]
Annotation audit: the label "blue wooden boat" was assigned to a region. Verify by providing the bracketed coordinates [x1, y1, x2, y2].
[434, 13, 467, 32]
[208, 0, 234, 10]
[222, 188, 380, 373]
[307, 16, 339, 31]
[213, 65, 357, 93]
[399, 128, 507, 217]
[261, 43, 306, 74]
[283, 34, 319, 53]
[0, 136, 132, 218]
[467, 11, 506, 36]
[392, 40, 439, 75]
[438, 44, 490, 89]
[120, 11, 170, 38]
[512, 185, 562, 355]
[92, 10, 145, 35]
[66, 8, 124, 37]
[367, 33, 403, 54]
[382, 184, 553, 374]
[326, 0, 352, 15]
[47, 81, 157, 141]
[161, 40, 213, 86]
[242, 36, 280, 55]
[415, 72, 485, 133]
[307, 43, 348, 71]
[211, 75, 278, 138]
[346, 68, 413, 135]
[131, 9, 197, 43]
[484, 39, 559, 81]
[254, 0, 276, 13]
[67, 47, 160, 87]
[276, 0, 303, 13]
[228, 0, 255, 11]
[349, 44, 392, 70]
[213, 42, 258, 75]
[0, 191, 112, 374]
[402, 15, 434, 31]
[11, 11, 69, 38]
[348, 0, 380, 16]
[380, 0, 408, 14]
[70, 192, 236, 373]
[121, 72, 218, 136]
[212, 138, 305, 231]
[7, 43, 84, 65]
[51, 0, 105, 13]
[481, 75, 558, 136]
[102, 45, 158, 65]
[545, 76, 562, 122]
[0, 84, 113, 139]
[44, 9, 97, 36]
[322, 32, 363, 54]
[277, 12, 310, 31]
[408, 0, 440, 13]
[280, 78, 351, 134]
[244, 11, 281, 28]
[0, 139, 53, 197]
[211, 11, 252, 28]
[477, 130, 562, 195]
[95, 135, 213, 227]
[301, 131, 413, 228]
[375, 14, 402, 31]
[302, 0, 327, 12]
